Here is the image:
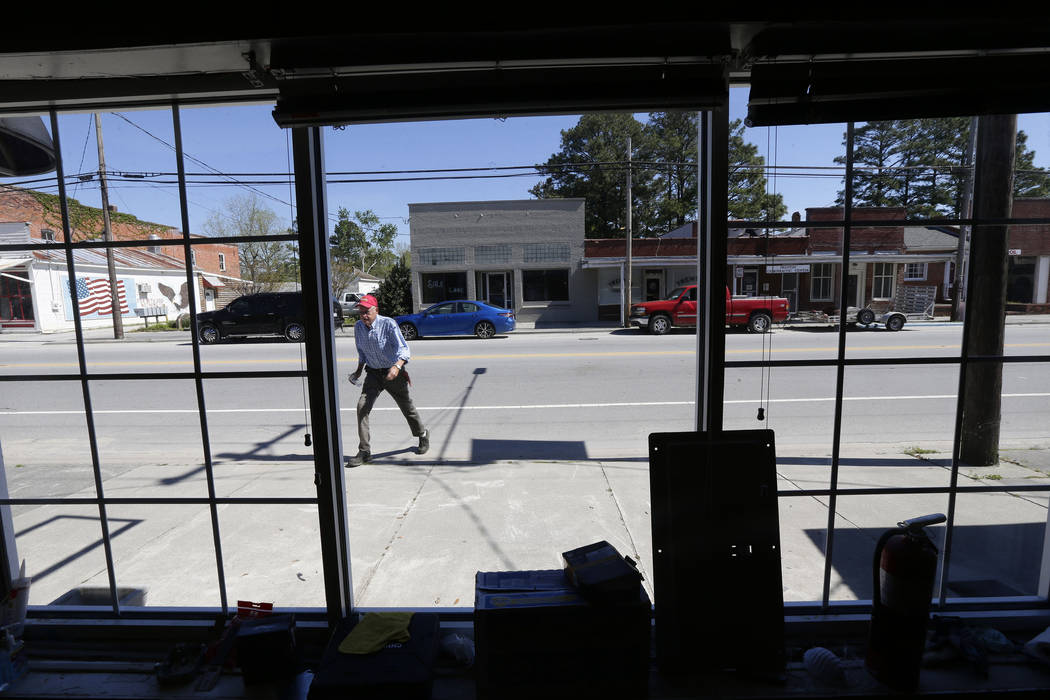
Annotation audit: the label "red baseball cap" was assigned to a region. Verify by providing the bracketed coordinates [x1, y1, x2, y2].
[357, 294, 378, 309]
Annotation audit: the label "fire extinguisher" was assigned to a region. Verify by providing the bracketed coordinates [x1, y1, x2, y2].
[866, 513, 946, 691]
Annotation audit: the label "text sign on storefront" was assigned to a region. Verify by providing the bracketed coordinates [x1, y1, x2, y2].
[1009, 249, 1022, 256]
[766, 264, 811, 273]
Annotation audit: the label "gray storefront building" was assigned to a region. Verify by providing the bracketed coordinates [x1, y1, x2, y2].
[408, 199, 596, 324]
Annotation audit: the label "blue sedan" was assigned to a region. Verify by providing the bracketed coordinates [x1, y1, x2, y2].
[395, 300, 515, 339]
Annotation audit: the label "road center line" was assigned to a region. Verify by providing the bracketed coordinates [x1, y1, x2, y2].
[4, 342, 1049, 368]
[3, 392, 1047, 416]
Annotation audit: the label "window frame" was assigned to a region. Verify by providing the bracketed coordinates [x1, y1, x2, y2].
[872, 262, 895, 299]
[810, 263, 834, 301]
[905, 262, 928, 281]
[522, 267, 570, 303]
[1, 99, 1046, 634]
[420, 272, 468, 304]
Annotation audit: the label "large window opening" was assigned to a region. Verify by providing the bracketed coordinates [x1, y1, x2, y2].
[1, 93, 1048, 627]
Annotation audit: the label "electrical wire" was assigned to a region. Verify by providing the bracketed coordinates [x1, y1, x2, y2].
[70, 115, 93, 200]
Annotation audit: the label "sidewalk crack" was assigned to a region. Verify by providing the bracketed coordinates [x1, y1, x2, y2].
[598, 461, 649, 586]
[354, 464, 435, 603]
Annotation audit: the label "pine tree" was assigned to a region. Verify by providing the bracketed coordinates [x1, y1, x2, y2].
[532, 113, 786, 236]
[374, 255, 412, 317]
[530, 113, 655, 238]
[837, 118, 1050, 216]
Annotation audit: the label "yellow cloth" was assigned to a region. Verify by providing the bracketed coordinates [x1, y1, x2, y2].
[338, 612, 414, 654]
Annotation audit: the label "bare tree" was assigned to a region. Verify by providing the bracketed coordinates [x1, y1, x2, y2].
[205, 194, 296, 293]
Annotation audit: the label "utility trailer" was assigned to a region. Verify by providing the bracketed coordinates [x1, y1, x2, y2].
[788, 286, 937, 332]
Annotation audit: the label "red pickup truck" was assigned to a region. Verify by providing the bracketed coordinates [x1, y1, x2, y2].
[630, 285, 790, 334]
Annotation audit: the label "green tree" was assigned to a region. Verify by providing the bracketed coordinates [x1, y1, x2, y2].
[532, 113, 786, 237]
[1014, 130, 1050, 198]
[204, 194, 296, 293]
[373, 254, 412, 317]
[727, 119, 787, 222]
[641, 111, 697, 231]
[530, 113, 655, 238]
[330, 208, 399, 278]
[837, 118, 1050, 216]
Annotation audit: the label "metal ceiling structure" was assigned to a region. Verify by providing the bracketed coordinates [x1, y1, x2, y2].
[2, 18, 1050, 124]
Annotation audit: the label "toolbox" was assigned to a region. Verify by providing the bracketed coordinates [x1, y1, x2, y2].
[308, 612, 439, 700]
[474, 569, 651, 699]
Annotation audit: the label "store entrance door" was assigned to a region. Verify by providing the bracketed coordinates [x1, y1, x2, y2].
[485, 272, 509, 309]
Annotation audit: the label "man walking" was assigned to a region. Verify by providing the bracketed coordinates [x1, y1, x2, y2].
[346, 294, 429, 467]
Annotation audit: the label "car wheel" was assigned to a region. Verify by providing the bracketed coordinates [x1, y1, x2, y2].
[284, 322, 306, 342]
[748, 313, 772, 333]
[857, 308, 876, 325]
[885, 315, 905, 332]
[649, 314, 671, 335]
[475, 321, 496, 339]
[198, 324, 220, 344]
[400, 322, 418, 341]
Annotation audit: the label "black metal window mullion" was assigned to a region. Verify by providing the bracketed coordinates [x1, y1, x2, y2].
[291, 126, 354, 625]
[821, 122, 855, 610]
[49, 108, 122, 615]
[172, 103, 229, 616]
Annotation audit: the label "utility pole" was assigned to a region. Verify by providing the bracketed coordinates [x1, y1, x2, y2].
[94, 113, 124, 339]
[624, 135, 633, 327]
[959, 114, 1016, 466]
[951, 116, 979, 322]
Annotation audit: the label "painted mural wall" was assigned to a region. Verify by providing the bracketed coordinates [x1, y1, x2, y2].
[31, 264, 204, 333]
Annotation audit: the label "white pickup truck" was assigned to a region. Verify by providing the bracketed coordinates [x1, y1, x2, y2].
[339, 292, 363, 317]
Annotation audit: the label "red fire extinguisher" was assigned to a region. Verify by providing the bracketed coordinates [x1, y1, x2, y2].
[866, 513, 946, 690]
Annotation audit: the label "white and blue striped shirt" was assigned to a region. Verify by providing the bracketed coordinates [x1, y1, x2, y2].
[355, 315, 411, 369]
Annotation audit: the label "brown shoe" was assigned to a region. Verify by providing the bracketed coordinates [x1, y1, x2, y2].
[346, 451, 370, 468]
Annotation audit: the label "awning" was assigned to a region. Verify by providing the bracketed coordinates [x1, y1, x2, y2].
[202, 275, 226, 288]
[581, 253, 957, 269]
[0, 258, 30, 271]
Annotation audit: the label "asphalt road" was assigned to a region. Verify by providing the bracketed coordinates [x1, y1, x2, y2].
[1, 324, 1048, 498]
[3, 323, 1048, 609]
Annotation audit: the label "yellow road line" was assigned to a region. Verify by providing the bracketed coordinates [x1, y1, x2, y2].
[4, 343, 1049, 368]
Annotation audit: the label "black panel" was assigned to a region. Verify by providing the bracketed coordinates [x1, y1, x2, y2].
[273, 64, 727, 127]
[648, 429, 784, 675]
[746, 54, 1050, 126]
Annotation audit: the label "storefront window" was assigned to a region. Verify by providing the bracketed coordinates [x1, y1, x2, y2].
[421, 272, 467, 303]
[523, 269, 569, 301]
[0, 274, 34, 320]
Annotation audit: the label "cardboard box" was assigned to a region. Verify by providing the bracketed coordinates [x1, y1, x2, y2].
[474, 570, 650, 699]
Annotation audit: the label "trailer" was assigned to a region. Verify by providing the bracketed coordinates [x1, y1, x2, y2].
[789, 307, 908, 331]
[787, 286, 937, 331]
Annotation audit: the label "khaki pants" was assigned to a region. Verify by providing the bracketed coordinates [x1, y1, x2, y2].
[357, 366, 425, 453]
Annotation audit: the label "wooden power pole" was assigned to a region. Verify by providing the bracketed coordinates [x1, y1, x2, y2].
[94, 113, 124, 339]
[623, 136, 633, 327]
[959, 114, 1016, 466]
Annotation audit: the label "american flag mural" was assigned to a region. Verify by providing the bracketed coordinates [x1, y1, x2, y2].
[73, 277, 129, 317]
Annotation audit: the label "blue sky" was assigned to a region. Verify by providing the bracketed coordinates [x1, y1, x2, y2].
[7, 88, 1049, 246]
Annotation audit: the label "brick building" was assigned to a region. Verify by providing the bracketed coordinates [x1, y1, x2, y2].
[1007, 199, 1050, 309]
[1, 187, 244, 331]
[0, 186, 239, 280]
[408, 199, 594, 324]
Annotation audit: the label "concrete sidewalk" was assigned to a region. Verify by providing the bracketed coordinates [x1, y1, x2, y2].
[13, 441, 1049, 610]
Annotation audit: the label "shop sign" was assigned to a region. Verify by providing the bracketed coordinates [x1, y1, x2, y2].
[766, 264, 811, 273]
